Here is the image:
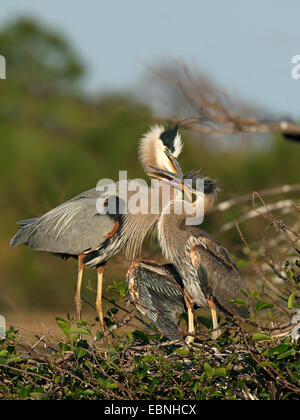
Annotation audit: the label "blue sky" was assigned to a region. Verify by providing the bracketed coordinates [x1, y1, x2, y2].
[0, 1, 300, 118]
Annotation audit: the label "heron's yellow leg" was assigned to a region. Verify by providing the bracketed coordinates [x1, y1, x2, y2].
[96, 266, 107, 347]
[208, 300, 221, 340]
[184, 291, 195, 344]
[75, 254, 85, 321]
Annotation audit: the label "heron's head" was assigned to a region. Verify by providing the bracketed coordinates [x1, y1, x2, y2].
[138, 124, 183, 179]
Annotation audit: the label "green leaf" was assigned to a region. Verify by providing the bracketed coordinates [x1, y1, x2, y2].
[174, 348, 190, 356]
[182, 372, 189, 382]
[97, 377, 119, 389]
[228, 298, 247, 306]
[68, 327, 91, 336]
[7, 356, 26, 364]
[75, 347, 87, 359]
[142, 355, 155, 363]
[277, 349, 295, 360]
[256, 301, 274, 312]
[193, 381, 200, 394]
[252, 333, 270, 341]
[132, 330, 150, 344]
[204, 362, 214, 377]
[269, 344, 289, 357]
[213, 367, 227, 377]
[56, 317, 70, 338]
[288, 291, 296, 312]
[83, 389, 95, 396]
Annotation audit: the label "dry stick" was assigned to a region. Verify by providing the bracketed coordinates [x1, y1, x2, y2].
[235, 223, 291, 319]
[0, 362, 55, 385]
[258, 242, 297, 296]
[174, 61, 300, 136]
[262, 253, 300, 293]
[214, 184, 300, 214]
[241, 330, 300, 394]
[4, 336, 51, 363]
[252, 192, 300, 255]
[149, 59, 300, 137]
[87, 358, 134, 400]
[218, 194, 299, 308]
[87, 281, 146, 326]
[218, 199, 295, 234]
[247, 222, 300, 252]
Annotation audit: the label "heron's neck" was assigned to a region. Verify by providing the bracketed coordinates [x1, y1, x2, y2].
[121, 183, 173, 261]
[157, 194, 215, 262]
[157, 201, 190, 263]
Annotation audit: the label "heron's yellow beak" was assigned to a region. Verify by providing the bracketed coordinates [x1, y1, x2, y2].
[164, 149, 183, 175]
[180, 184, 192, 202]
[147, 166, 192, 202]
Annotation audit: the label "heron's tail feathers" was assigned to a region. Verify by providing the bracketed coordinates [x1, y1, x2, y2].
[232, 303, 249, 319]
[16, 218, 38, 226]
[10, 218, 37, 247]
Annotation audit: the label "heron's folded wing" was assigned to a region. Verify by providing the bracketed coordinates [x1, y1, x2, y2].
[190, 238, 248, 318]
[127, 260, 185, 338]
[10, 191, 118, 255]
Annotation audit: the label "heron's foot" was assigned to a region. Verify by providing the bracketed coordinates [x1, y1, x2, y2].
[185, 334, 195, 346]
[211, 328, 222, 340]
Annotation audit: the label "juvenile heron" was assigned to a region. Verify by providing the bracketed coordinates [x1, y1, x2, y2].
[147, 168, 249, 342]
[10, 124, 184, 340]
[127, 260, 185, 339]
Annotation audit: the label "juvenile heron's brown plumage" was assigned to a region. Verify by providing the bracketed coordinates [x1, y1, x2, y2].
[154, 169, 248, 341]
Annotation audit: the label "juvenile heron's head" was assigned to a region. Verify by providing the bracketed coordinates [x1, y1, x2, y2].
[148, 167, 218, 214]
[139, 124, 183, 178]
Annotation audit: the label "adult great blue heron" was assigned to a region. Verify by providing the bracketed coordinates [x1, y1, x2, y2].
[10, 124, 184, 340]
[136, 169, 248, 342]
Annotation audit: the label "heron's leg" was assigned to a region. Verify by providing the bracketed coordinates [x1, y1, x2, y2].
[96, 265, 107, 347]
[184, 291, 195, 344]
[208, 299, 221, 340]
[75, 254, 85, 321]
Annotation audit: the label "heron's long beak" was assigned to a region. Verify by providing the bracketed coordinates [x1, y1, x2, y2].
[164, 150, 183, 175]
[148, 166, 192, 202]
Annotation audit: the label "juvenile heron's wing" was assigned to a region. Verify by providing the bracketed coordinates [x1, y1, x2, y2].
[127, 260, 185, 339]
[189, 235, 248, 318]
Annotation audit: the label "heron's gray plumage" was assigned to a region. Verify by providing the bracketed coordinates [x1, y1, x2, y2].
[186, 234, 248, 317]
[10, 125, 184, 268]
[127, 260, 185, 338]
[10, 123, 186, 335]
[10, 186, 119, 257]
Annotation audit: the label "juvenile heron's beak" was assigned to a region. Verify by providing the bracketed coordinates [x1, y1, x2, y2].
[148, 166, 192, 202]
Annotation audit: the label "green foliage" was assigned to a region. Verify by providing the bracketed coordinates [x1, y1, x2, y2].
[0, 17, 83, 92]
[0, 319, 299, 400]
[0, 277, 299, 401]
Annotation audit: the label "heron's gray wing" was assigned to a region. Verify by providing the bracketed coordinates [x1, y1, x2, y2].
[127, 260, 185, 339]
[10, 188, 118, 255]
[190, 237, 248, 318]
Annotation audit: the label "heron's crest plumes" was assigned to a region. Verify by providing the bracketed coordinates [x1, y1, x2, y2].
[183, 171, 218, 195]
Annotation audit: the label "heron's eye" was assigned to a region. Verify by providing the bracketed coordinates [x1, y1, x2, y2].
[102, 196, 110, 207]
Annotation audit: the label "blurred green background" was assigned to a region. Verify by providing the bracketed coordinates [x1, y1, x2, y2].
[1, 19, 299, 329]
